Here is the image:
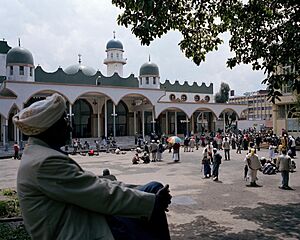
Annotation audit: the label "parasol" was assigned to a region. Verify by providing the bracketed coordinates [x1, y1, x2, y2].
[167, 136, 182, 144]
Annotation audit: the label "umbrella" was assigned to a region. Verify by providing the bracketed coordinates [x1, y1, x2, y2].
[167, 136, 182, 144]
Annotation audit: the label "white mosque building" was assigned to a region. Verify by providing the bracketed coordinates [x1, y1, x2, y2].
[0, 35, 246, 146]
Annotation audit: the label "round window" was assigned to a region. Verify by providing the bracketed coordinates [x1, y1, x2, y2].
[194, 95, 200, 102]
[204, 95, 210, 102]
[181, 94, 187, 102]
[169, 94, 176, 101]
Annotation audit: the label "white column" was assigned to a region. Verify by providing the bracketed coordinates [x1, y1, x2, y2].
[152, 108, 155, 133]
[69, 103, 73, 143]
[133, 111, 137, 135]
[104, 98, 108, 138]
[142, 110, 145, 140]
[113, 103, 116, 138]
[97, 99, 101, 138]
[175, 111, 177, 135]
[165, 111, 168, 135]
[3, 119, 8, 150]
[16, 127, 20, 145]
[223, 112, 226, 134]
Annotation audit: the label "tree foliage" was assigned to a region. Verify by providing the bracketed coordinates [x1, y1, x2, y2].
[112, 0, 300, 102]
[215, 82, 230, 103]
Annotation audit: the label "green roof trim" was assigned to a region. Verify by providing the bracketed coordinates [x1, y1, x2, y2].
[98, 73, 139, 88]
[161, 80, 213, 94]
[0, 40, 11, 54]
[35, 66, 104, 85]
[35, 67, 139, 87]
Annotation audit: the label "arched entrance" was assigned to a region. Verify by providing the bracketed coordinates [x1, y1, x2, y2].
[104, 100, 128, 137]
[73, 99, 92, 138]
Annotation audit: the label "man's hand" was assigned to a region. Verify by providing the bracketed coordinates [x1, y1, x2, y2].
[155, 184, 172, 212]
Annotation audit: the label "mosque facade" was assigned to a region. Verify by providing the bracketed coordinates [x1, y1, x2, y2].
[0, 36, 247, 145]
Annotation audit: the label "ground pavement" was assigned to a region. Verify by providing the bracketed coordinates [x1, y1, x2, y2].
[0, 148, 299, 239]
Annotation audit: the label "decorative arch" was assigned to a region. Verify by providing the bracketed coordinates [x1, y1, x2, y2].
[23, 90, 71, 107]
[72, 99, 93, 138]
[101, 99, 129, 137]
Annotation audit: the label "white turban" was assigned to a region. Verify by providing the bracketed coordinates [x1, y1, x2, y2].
[13, 93, 67, 136]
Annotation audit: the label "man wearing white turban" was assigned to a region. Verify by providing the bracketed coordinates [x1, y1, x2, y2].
[14, 93, 171, 240]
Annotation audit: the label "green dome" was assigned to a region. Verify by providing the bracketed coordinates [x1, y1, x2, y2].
[106, 39, 123, 50]
[139, 62, 159, 76]
[64, 64, 96, 76]
[6, 47, 34, 65]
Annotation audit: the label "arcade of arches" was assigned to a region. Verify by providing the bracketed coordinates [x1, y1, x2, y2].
[2, 96, 236, 143]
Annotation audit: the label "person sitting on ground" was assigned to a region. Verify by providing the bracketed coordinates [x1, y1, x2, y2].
[132, 153, 140, 164]
[262, 160, 276, 175]
[100, 168, 117, 181]
[88, 149, 95, 156]
[13, 93, 172, 240]
[115, 147, 121, 154]
[141, 152, 151, 164]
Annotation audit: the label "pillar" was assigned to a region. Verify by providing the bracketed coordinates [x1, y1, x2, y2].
[175, 111, 177, 135]
[165, 111, 168, 135]
[133, 111, 137, 135]
[104, 98, 107, 138]
[142, 110, 145, 140]
[97, 98, 101, 138]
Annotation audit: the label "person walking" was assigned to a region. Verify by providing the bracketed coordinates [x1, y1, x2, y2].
[212, 148, 222, 181]
[276, 149, 293, 190]
[223, 137, 231, 160]
[13, 142, 20, 159]
[172, 142, 180, 162]
[150, 140, 158, 162]
[202, 148, 211, 178]
[245, 148, 262, 187]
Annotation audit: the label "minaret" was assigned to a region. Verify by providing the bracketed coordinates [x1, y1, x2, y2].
[103, 31, 126, 77]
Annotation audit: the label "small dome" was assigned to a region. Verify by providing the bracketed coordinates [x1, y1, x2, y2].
[106, 39, 123, 50]
[139, 62, 159, 76]
[64, 64, 97, 76]
[6, 47, 34, 65]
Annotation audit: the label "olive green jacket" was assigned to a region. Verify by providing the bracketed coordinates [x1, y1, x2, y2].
[17, 137, 155, 240]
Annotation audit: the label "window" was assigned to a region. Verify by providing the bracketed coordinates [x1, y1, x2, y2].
[146, 77, 149, 84]
[116, 53, 119, 59]
[110, 53, 113, 58]
[153, 77, 156, 85]
[181, 94, 187, 102]
[140, 78, 142, 85]
[204, 95, 210, 102]
[30, 67, 33, 76]
[194, 95, 200, 102]
[10, 66, 13, 75]
[169, 94, 176, 101]
[19, 66, 24, 75]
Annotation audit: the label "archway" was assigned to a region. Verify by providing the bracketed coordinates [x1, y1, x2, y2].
[103, 100, 128, 137]
[73, 99, 92, 138]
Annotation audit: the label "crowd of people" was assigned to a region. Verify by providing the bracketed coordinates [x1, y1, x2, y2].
[131, 128, 297, 191]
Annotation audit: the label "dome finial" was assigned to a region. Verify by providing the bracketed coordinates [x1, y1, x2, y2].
[149, 54, 151, 62]
[18, 38, 21, 47]
[113, 30, 116, 39]
[78, 54, 82, 64]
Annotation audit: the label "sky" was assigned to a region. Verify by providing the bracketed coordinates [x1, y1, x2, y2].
[1, 0, 266, 96]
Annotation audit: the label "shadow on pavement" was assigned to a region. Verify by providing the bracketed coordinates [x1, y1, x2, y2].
[170, 202, 300, 239]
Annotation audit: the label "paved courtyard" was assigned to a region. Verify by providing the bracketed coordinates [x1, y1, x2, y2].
[1, 148, 300, 239]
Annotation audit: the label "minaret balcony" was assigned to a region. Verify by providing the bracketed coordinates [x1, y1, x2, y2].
[104, 58, 127, 65]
